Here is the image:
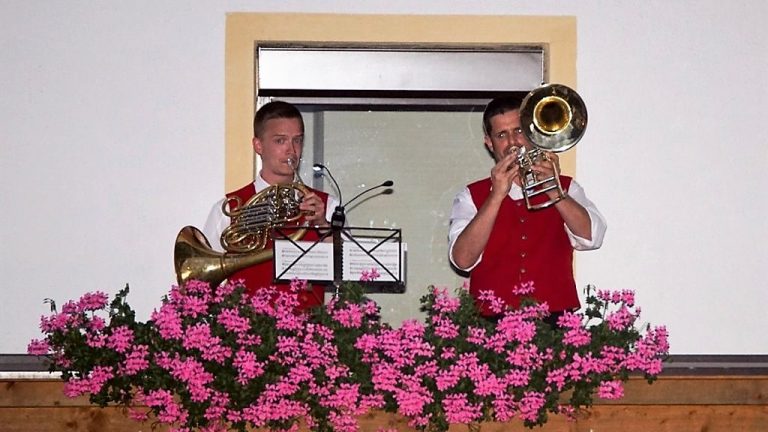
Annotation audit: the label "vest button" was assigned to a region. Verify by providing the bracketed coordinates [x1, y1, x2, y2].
[520, 252, 527, 258]
[519, 217, 526, 223]
[520, 268, 527, 274]
[521, 235, 527, 240]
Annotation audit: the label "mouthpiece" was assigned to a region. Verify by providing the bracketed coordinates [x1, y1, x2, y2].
[504, 146, 521, 157]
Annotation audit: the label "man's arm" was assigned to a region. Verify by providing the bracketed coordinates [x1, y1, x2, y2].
[202, 197, 228, 253]
[450, 152, 518, 270]
[553, 195, 592, 240]
[451, 191, 504, 270]
[561, 180, 606, 250]
[532, 153, 602, 247]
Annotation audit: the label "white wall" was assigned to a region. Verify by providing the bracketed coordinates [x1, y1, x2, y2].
[2, 1, 766, 354]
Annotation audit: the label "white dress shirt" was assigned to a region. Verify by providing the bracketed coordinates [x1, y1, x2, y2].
[448, 179, 606, 271]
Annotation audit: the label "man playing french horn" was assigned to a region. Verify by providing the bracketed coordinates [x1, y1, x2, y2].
[202, 101, 339, 311]
[448, 90, 606, 325]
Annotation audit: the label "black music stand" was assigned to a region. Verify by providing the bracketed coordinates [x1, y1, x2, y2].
[272, 226, 405, 294]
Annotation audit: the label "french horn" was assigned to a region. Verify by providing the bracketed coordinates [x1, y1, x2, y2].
[174, 183, 310, 287]
[516, 83, 588, 210]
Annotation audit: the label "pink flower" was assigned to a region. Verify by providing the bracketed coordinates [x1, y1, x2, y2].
[77, 291, 109, 312]
[62, 366, 114, 398]
[88, 316, 106, 332]
[107, 325, 134, 353]
[491, 393, 516, 422]
[440, 346, 456, 360]
[518, 391, 546, 422]
[466, 326, 487, 345]
[545, 368, 567, 391]
[121, 345, 150, 375]
[563, 327, 591, 347]
[442, 393, 482, 424]
[31, 279, 669, 432]
[360, 268, 381, 282]
[27, 339, 49, 355]
[151, 304, 183, 340]
[234, 349, 265, 384]
[143, 389, 189, 424]
[332, 303, 365, 328]
[606, 305, 636, 331]
[39, 312, 72, 332]
[597, 380, 625, 399]
[182, 322, 232, 363]
[86, 332, 107, 348]
[217, 307, 250, 334]
[477, 290, 505, 314]
[496, 316, 537, 344]
[557, 312, 583, 329]
[512, 280, 535, 296]
[432, 317, 459, 339]
[431, 287, 460, 314]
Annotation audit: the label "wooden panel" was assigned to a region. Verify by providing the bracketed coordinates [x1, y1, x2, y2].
[0, 380, 88, 407]
[5, 377, 768, 407]
[2, 377, 768, 431]
[0, 406, 766, 432]
[608, 375, 768, 405]
[0, 407, 165, 432]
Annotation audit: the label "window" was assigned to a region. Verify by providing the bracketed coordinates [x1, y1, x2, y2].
[225, 13, 577, 324]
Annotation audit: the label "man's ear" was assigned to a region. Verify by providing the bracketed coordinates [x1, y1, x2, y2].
[483, 135, 494, 152]
[252, 136, 262, 156]
[483, 136, 497, 160]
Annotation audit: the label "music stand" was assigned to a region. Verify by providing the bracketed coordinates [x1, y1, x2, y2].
[272, 226, 405, 294]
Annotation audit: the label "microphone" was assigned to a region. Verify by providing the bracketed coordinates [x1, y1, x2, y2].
[345, 180, 394, 209]
[313, 163, 346, 230]
[312, 164, 394, 230]
[312, 164, 342, 205]
[310, 164, 394, 290]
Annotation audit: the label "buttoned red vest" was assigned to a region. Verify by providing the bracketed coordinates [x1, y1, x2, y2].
[225, 183, 329, 311]
[467, 176, 578, 315]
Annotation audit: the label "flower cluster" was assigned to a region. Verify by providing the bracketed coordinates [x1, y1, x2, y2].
[29, 279, 668, 432]
[356, 283, 669, 430]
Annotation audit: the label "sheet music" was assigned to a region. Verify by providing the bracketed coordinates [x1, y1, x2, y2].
[273, 242, 334, 280]
[342, 238, 404, 282]
[273, 237, 405, 283]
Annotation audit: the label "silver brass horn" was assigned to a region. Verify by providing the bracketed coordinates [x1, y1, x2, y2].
[517, 83, 588, 210]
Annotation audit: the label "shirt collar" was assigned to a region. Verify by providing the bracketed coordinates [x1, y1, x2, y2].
[508, 182, 524, 200]
[255, 171, 271, 191]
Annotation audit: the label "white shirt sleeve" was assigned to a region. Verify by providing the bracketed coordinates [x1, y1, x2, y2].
[202, 197, 229, 253]
[448, 187, 480, 271]
[564, 179, 607, 251]
[447, 179, 607, 272]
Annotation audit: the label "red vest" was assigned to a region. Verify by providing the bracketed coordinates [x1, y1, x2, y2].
[225, 183, 329, 311]
[467, 177, 578, 315]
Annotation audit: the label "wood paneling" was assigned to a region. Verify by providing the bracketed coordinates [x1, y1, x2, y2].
[2, 376, 767, 431]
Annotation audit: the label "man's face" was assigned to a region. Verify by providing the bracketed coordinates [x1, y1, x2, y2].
[484, 109, 533, 161]
[252, 117, 304, 181]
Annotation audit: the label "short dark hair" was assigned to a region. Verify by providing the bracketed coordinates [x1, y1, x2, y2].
[482, 93, 526, 136]
[253, 101, 304, 137]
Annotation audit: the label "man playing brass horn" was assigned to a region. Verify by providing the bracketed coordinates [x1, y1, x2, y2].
[203, 101, 338, 310]
[448, 94, 606, 325]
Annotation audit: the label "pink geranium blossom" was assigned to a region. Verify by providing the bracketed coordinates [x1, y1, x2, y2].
[31, 281, 667, 432]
